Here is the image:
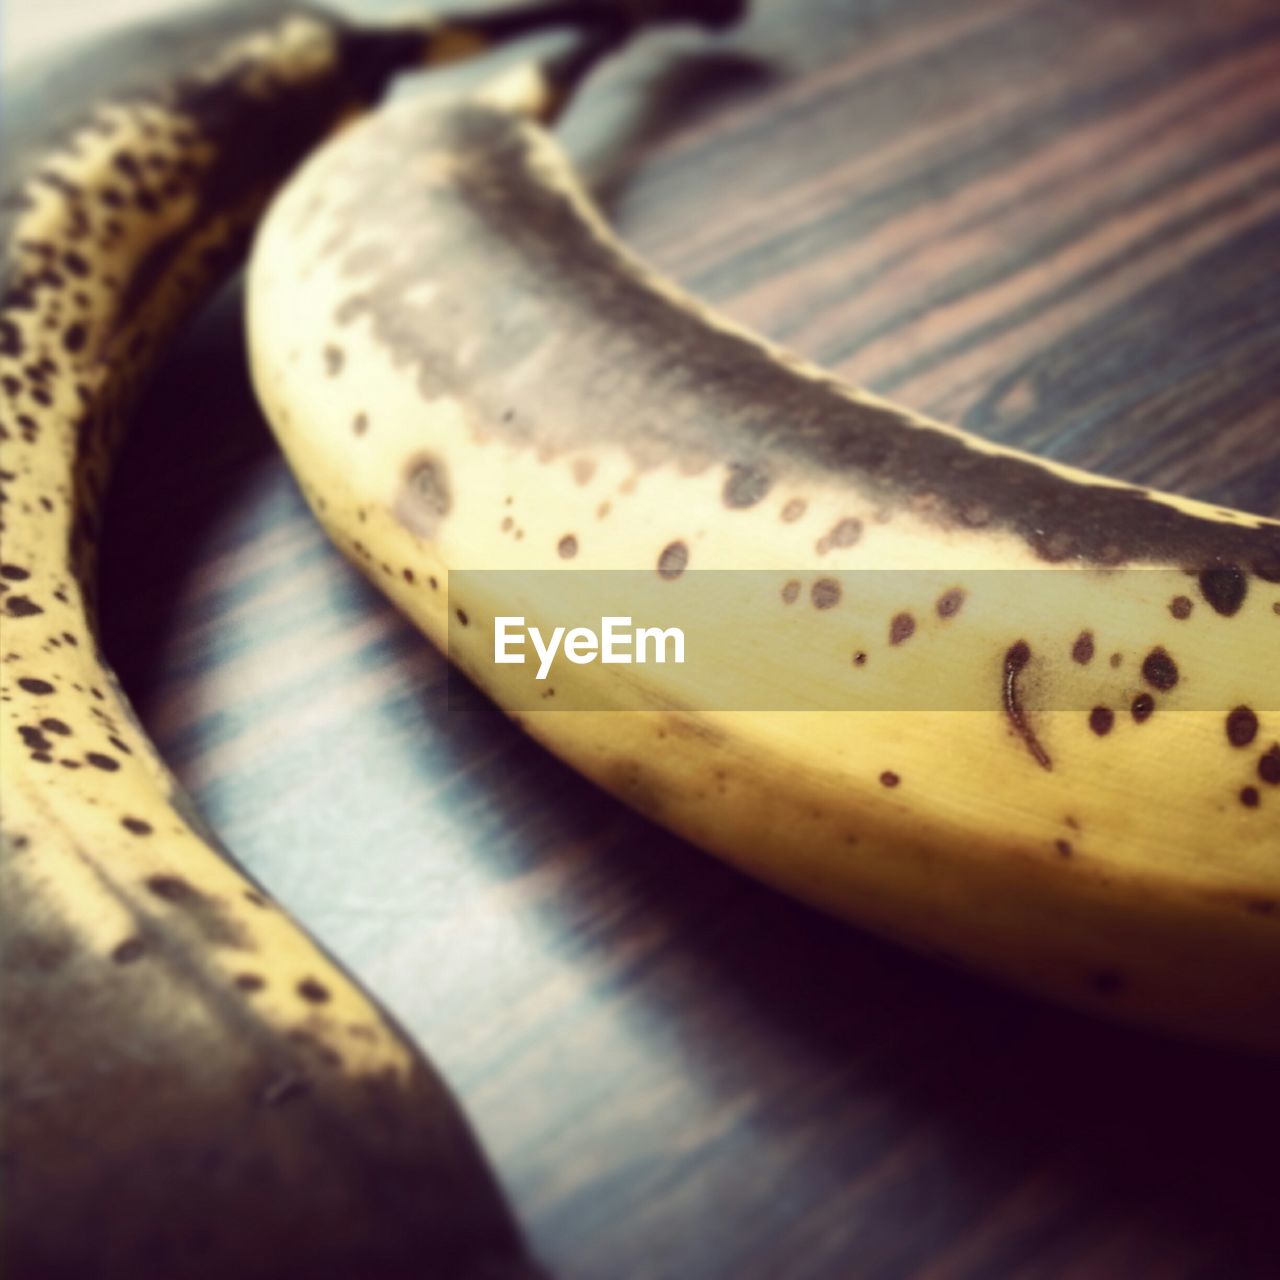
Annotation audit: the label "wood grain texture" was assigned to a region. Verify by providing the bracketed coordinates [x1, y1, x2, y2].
[71, 0, 1280, 1275]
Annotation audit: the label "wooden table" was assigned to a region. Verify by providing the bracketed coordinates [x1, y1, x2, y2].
[25, 0, 1278, 1274]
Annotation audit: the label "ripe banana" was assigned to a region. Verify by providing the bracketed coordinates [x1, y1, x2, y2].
[0, 3, 739, 1275]
[248, 51, 1280, 1055]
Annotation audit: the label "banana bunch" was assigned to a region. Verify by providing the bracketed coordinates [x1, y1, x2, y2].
[0, 2, 738, 1275]
[247, 32, 1280, 1055]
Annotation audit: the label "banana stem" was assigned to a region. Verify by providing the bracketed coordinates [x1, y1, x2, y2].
[538, 22, 632, 119]
[472, 16, 659, 123]
[423, 0, 745, 69]
[515, 0, 746, 121]
[347, 0, 743, 109]
[440, 0, 628, 42]
[343, 2, 599, 95]
[451, 0, 746, 42]
[426, 0, 628, 63]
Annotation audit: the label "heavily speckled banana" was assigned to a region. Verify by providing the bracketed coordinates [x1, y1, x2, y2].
[249, 49, 1280, 1055]
[0, 3, 741, 1275]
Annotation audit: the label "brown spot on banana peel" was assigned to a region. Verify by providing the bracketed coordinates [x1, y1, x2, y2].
[1002, 641, 1051, 770]
[888, 612, 915, 645]
[657, 540, 689, 579]
[1199, 564, 1248, 616]
[1223, 706, 1258, 749]
[1089, 707, 1115, 737]
[815, 516, 862, 554]
[4, 595, 44, 617]
[316, 101, 1280, 580]
[144, 875, 251, 950]
[1141, 647, 1179, 691]
[394, 452, 451, 538]
[811, 578, 841, 610]
[722, 461, 771, 509]
[1131, 693, 1155, 723]
[111, 937, 146, 964]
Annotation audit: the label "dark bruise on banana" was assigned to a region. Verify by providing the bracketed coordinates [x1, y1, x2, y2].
[249, 83, 1280, 1055]
[0, 2, 708, 1276]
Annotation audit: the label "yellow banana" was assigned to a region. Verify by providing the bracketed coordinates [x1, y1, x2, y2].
[0, 2, 740, 1274]
[247, 48, 1280, 1056]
